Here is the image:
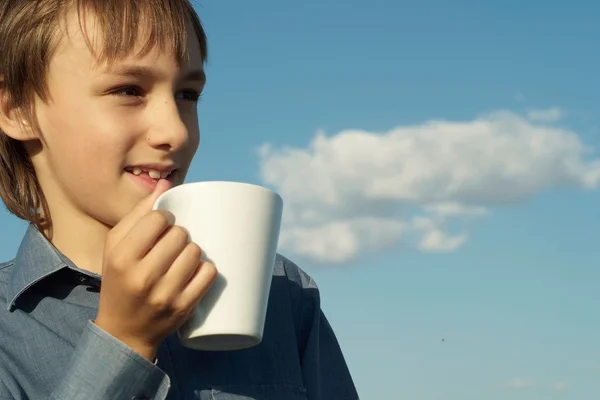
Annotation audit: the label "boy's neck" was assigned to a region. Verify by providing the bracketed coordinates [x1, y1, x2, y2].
[44, 210, 110, 276]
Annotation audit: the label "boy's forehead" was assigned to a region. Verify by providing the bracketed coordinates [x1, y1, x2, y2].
[55, 6, 201, 71]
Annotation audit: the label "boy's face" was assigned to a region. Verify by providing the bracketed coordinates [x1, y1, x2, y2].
[29, 10, 205, 228]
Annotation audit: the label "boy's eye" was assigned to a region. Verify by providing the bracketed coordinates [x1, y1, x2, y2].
[111, 86, 144, 97]
[108, 86, 201, 103]
[176, 89, 202, 103]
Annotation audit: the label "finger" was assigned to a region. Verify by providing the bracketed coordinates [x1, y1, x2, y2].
[108, 179, 172, 246]
[142, 225, 192, 282]
[178, 261, 218, 308]
[118, 209, 176, 261]
[158, 241, 204, 292]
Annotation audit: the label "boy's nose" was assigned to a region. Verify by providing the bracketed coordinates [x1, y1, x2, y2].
[145, 99, 190, 151]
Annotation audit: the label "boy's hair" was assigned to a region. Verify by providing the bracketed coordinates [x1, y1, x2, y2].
[0, 0, 208, 231]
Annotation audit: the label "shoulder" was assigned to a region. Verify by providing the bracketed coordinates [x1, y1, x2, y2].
[273, 253, 322, 315]
[272, 254, 323, 343]
[274, 253, 318, 291]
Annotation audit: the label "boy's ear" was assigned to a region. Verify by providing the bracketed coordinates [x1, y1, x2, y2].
[0, 77, 36, 141]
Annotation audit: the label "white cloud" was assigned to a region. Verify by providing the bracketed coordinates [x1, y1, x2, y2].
[551, 381, 567, 391]
[506, 379, 535, 389]
[259, 109, 600, 264]
[527, 107, 564, 123]
[278, 218, 403, 264]
[424, 202, 488, 217]
[418, 229, 467, 252]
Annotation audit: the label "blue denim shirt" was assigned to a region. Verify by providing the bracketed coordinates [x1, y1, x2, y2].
[0, 225, 358, 399]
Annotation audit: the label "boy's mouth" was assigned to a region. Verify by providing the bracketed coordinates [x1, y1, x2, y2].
[124, 165, 178, 190]
[125, 167, 174, 180]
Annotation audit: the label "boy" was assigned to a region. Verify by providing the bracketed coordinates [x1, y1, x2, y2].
[0, 1, 358, 399]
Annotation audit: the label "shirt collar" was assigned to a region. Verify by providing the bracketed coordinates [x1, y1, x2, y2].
[7, 224, 73, 310]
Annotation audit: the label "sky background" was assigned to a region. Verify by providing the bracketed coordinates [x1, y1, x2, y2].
[1, 0, 599, 398]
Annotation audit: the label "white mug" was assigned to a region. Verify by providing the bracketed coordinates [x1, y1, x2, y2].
[153, 181, 283, 351]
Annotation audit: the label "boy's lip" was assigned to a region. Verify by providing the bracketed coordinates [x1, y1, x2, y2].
[124, 163, 179, 173]
[125, 164, 179, 192]
[124, 163, 181, 185]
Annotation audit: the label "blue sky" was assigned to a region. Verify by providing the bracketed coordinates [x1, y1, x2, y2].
[1, 0, 599, 398]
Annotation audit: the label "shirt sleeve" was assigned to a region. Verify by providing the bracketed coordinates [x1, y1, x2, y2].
[48, 320, 170, 400]
[295, 275, 359, 400]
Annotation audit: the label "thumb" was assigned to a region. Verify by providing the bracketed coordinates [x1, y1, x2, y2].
[108, 179, 173, 244]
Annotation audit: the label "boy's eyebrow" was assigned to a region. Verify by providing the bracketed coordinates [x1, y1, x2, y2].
[105, 65, 206, 83]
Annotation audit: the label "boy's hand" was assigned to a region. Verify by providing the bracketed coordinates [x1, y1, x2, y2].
[95, 180, 218, 360]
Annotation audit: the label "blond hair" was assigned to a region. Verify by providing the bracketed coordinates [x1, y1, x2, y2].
[0, 0, 208, 231]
